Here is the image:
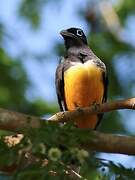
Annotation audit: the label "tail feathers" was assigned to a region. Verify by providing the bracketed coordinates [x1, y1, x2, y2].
[75, 115, 98, 129]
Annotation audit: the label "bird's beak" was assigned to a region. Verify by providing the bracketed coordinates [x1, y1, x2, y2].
[60, 30, 74, 38]
[60, 30, 68, 36]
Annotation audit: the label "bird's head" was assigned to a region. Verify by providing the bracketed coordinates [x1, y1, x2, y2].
[60, 27, 87, 49]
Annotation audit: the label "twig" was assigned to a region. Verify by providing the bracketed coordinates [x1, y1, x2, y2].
[48, 97, 135, 122]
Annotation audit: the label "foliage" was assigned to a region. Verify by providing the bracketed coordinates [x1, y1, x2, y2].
[0, 123, 135, 179]
[18, 0, 44, 29]
[0, 23, 56, 115]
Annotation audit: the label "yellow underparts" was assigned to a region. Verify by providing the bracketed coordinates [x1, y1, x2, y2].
[64, 61, 104, 129]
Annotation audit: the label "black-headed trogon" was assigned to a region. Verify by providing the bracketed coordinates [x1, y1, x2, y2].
[55, 27, 108, 129]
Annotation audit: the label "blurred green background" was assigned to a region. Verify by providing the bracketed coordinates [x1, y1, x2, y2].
[0, 0, 135, 167]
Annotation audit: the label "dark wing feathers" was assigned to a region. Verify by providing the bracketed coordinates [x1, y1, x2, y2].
[95, 71, 108, 129]
[55, 62, 67, 111]
[55, 57, 74, 111]
[102, 71, 108, 103]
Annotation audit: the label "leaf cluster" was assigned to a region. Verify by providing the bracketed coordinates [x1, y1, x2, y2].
[0, 122, 135, 179]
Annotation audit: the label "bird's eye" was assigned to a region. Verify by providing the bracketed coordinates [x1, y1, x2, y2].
[76, 29, 83, 36]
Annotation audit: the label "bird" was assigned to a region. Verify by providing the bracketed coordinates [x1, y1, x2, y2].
[55, 27, 108, 129]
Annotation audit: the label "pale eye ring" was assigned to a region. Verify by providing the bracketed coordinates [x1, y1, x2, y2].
[76, 29, 83, 36]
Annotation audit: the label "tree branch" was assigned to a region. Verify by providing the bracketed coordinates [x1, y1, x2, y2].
[0, 98, 135, 155]
[81, 130, 135, 155]
[0, 108, 42, 132]
[48, 97, 135, 122]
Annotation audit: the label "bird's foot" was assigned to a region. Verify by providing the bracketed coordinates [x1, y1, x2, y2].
[91, 102, 100, 111]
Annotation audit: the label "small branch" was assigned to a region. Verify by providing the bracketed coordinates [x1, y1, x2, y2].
[0, 98, 134, 131]
[81, 130, 135, 155]
[48, 97, 135, 122]
[0, 98, 135, 155]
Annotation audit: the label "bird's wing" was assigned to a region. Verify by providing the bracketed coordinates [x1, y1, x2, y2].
[102, 71, 108, 103]
[55, 60, 67, 111]
[91, 56, 108, 104]
[95, 70, 108, 129]
[55, 55, 77, 111]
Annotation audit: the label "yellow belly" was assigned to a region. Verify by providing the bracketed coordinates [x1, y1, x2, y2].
[64, 61, 104, 128]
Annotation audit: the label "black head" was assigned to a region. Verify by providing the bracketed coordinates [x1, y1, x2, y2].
[60, 27, 88, 49]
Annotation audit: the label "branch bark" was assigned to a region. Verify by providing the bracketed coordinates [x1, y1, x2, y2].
[0, 98, 135, 155]
[0, 108, 42, 132]
[81, 130, 135, 155]
[48, 97, 135, 122]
